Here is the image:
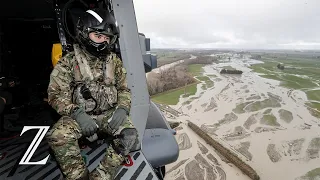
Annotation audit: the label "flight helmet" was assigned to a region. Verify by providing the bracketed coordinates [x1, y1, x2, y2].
[75, 8, 118, 58]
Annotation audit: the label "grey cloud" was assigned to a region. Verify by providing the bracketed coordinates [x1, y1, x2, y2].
[133, 0, 320, 49]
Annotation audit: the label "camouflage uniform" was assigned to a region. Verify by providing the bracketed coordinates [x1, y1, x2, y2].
[46, 44, 135, 180]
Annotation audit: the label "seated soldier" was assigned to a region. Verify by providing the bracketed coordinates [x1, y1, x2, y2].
[45, 8, 138, 180]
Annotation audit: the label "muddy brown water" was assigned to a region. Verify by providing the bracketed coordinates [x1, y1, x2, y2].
[163, 56, 320, 180]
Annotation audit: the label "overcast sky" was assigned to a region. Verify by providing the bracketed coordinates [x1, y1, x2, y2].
[132, 0, 320, 49]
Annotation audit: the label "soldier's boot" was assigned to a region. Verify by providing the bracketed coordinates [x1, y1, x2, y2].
[89, 146, 125, 180]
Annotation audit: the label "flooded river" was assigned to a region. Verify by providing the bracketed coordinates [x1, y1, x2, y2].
[164, 56, 320, 180]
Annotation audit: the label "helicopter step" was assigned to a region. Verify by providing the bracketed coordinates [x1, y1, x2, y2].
[114, 151, 160, 180]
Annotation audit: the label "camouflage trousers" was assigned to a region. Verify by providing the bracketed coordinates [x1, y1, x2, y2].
[45, 113, 137, 180]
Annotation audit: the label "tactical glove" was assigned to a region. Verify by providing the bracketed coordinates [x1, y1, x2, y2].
[109, 108, 128, 130]
[71, 107, 98, 137]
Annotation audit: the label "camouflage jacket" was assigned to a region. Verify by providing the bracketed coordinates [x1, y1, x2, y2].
[47, 44, 131, 118]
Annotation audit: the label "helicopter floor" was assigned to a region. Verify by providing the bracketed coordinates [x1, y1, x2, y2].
[0, 133, 158, 180]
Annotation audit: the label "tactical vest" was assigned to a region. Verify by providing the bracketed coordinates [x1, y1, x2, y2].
[71, 44, 118, 115]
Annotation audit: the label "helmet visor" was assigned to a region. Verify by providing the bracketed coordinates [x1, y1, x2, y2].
[88, 31, 111, 44]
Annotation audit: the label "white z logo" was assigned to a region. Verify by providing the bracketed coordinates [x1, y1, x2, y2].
[19, 126, 50, 165]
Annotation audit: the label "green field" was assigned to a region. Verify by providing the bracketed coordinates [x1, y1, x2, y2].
[196, 76, 210, 81]
[260, 75, 283, 82]
[156, 51, 191, 67]
[250, 55, 320, 91]
[189, 64, 215, 89]
[205, 80, 214, 89]
[151, 64, 207, 105]
[151, 82, 198, 105]
[196, 76, 214, 90]
[306, 90, 320, 102]
[308, 102, 320, 118]
[251, 61, 318, 90]
[188, 64, 205, 76]
[249, 53, 320, 117]
[312, 102, 320, 110]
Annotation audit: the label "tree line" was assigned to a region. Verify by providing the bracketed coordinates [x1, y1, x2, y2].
[147, 55, 218, 96]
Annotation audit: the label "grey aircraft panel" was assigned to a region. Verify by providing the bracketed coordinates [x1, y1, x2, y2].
[111, 0, 151, 144]
[145, 101, 171, 130]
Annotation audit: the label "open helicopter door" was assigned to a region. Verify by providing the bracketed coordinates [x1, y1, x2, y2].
[110, 0, 160, 179]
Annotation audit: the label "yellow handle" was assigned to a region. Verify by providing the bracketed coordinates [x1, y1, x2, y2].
[51, 43, 62, 67]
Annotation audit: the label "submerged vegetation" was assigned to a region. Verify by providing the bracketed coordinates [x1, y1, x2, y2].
[260, 114, 280, 127]
[249, 53, 320, 118]
[298, 168, 320, 180]
[243, 98, 281, 112]
[278, 109, 293, 123]
[233, 101, 254, 114]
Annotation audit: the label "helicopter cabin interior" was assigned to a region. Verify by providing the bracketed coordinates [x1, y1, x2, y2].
[0, 0, 157, 136]
[0, 1, 179, 179]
